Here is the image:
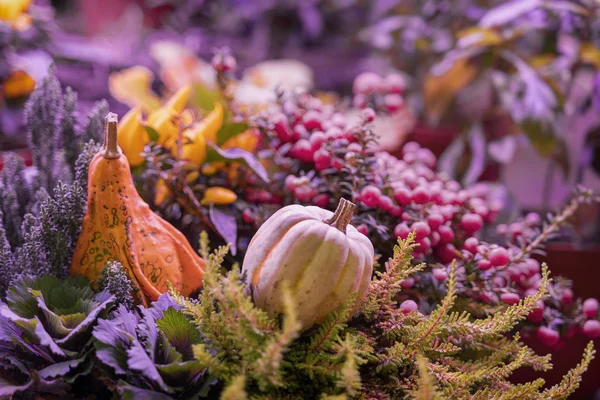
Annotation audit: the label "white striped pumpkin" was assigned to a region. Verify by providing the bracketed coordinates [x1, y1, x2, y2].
[242, 198, 374, 331]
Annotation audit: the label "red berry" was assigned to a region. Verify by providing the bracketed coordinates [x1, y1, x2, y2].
[476, 259, 492, 271]
[528, 300, 545, 322]
[560, 288, 573, 305]
[430, 231, 440, 246]
[384, 73, 406, 94]
[325, 127, 343, 140]
[377, 195, 395, 212]
[313, 148, 332, 171]
[508, 222, 524, 238]
[399, 299, 418, 315]
[356, 224, 369, 236]
[480, 291, 493, 303]
[417, 237, 432, 254]
[525, 212, 541, 227]
[401, 277, 415, 289]
[359, 185, 382, 207]
[536, 326, 560, 347]
[523, 258, 540, 276]
[412, 186, 429, 204]
[402, 141, 420, 154]
[411, 221, 431, 239]
[394, 187, 412, 205]
[290, 139, 314, 162]
[500, 292, 520, 305]
[353, 72, 382, 94]
[474, 205, 489, 219]
[309, 131, 327, 149]
[437, 225, 454, 244]
[435, 243, 457, 264]
[353, 94, 368, 108]
[488, 248, 510, 267]
[394, 223, 411, 239]
[302, 110, 323, 131]
[384, 94, 404, 112]
[496, 224, 508, 235]
[211, 53, 236, 72]
[583, 320, 600, 339]
[347, 143, 362, 153]
[460, 213, 483, 233]
[273, 113, 293, 141]
[361, 107, 376, 122]
[294, 186, 317, 202]
[416, 148, 436, 168]
[433, 268, 448, 282]
[426, 213, 444, 230]
[242, 209, 254, 224]
[583, 298, 599, 318]
[285, 175, 299, 191]
[463, 237, 479, 254]
[331, 158, 344, 170]
[313, 193, 330, 208]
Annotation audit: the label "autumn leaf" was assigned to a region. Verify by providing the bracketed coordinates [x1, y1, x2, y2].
[579, 43, 600, 69]
[424, 58, 477, 124]
[456, 27, 503, 48]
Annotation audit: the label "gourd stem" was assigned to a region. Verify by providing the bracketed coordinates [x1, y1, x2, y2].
[328, 198, 356, 233]
[103, 113, 122, 159]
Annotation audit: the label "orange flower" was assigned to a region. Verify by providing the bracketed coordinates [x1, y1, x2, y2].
[2, 70, 35, 98]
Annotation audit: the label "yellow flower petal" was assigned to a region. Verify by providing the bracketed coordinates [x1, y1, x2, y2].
[198, 102, 224, 144]
[118, 106, 148, 167]
[109, 66, 161, 113]
[201, 187, 237, 206]
[222, 129, 259, 152]
[178, 123, 207, 166]
[0, 0, 30, 22]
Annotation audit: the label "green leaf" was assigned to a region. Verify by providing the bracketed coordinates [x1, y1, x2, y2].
[191, 83, 224, 113]
[144, 125, 160, 142]
[520, 119, 557, 157]
[205, 144, 269, 183]
[216, 121, 250, 146]
[156, 308, 203, 360]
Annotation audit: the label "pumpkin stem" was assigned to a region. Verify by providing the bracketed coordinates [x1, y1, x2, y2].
[329, 198, 356, 233]
[103, 113, 122, 159]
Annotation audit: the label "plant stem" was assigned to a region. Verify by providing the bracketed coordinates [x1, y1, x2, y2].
[329, 198, 356, 233]
[511, 195, 582, 264]
[103, 113, 121, 159]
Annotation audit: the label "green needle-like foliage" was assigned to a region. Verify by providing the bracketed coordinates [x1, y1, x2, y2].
[172, 235, 594, 399]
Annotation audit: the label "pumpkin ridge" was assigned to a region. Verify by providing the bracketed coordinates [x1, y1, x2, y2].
[289, 232, 330, 297]
[251, 223, 299, 287]
[258, 222, 325, 310]
[291, 227, 347, 314]
[332, 250, 355, 294]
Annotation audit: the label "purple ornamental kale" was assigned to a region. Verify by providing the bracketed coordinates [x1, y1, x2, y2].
[93, 294, 211, 399]
[0, 275, 114, 397]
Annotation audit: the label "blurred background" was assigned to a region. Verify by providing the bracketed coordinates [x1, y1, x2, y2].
[1, 0, 600, 397]
[3, 0, 600, 233]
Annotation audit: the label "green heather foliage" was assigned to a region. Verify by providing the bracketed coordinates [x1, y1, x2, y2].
[171, 233, 595, 400]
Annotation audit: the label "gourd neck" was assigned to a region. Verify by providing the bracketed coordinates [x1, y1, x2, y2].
[328, 198, 356, 234]
[103, 113, 122, 159]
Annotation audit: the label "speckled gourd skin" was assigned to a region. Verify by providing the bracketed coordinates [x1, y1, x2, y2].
[70, 117, 205, 306]
[242, 204, 374, 331]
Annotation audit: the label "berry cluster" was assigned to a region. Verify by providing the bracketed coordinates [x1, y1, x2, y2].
[153, 58, 599, 347]
[242, 86, 600, 347]
[352, 71, 407, 114]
